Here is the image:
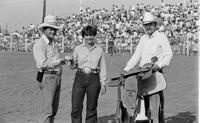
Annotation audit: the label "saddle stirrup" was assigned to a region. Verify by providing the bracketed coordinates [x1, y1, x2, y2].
[135, 96, 149, 121]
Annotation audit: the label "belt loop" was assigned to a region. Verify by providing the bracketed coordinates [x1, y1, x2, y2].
[43, 70, 59, 75]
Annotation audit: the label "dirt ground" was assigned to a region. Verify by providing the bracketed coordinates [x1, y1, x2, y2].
[0, 52, 198, 123]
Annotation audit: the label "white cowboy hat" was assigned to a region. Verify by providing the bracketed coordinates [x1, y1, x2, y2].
[143, 12, 157, 25]
[38, 15, 62, 30]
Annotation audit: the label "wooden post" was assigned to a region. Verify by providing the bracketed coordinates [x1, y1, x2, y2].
[25, 34, 28, 52]
[42, 0, 46, 22]
[61, 35, 65, 53]
[106, 37, 108, 53]
[182, 36, 185, 55]
[130, 36, 133, 54]
[80, 0, 83, 13]
[10, 35, 13, 52]
[186, 35, 189, 55]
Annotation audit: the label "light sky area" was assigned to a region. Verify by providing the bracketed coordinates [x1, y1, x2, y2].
[0, 0, 184, 31]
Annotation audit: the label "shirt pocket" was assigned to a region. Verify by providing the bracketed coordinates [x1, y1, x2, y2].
[149, 45, 163, 56]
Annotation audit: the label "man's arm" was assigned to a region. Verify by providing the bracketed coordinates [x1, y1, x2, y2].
[99, 51, 107, 86]
[33, 40, 63, 69]
[156, 34, 173, 68]
[123, 36, 143, 72]
[33, 41, 46, 69]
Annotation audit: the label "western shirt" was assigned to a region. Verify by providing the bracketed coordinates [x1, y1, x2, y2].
[124, 31, 173, 72]
[33, 34, 61, 71]
[73, 43, 107, 85]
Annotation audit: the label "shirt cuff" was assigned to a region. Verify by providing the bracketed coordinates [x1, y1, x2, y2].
[55, 59, 61, 64]
[123, 67, 129, 72]
[100, 81, 106, 86]
[156, 62, 162, 69]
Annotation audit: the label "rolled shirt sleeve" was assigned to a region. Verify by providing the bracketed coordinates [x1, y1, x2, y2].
[33, 42, 46, 69]
[41, 59, 61, 69]
[124, 37, 143, 72]
[155, 34, 173, 68]
[72, 46, 79, 64]
[33, 38, 61, 70]
[99, 51, 107, 86]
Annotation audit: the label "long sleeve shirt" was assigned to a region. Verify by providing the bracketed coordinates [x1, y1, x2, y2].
[124, 31, 173, 72]
[73, 43, 107, 85]
[33, 34, 62, 71]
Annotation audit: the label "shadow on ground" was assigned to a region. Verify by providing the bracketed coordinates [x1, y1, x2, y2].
[98, 114, 115, 123]
[98, 111, 196, 123]
[165, 111, 196, 123]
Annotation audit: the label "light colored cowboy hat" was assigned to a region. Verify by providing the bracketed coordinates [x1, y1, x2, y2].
[142, 12, 158, 25]
[38, 15, 62, 30]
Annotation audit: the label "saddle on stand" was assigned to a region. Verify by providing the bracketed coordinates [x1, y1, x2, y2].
[108, 57, 166, 123]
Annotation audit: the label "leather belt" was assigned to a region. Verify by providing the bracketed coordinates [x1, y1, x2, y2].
[43, 70, 59, 75]
[77, 68, 98, 74]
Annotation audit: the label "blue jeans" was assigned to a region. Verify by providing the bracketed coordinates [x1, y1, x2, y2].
[71, 71, 101, 123]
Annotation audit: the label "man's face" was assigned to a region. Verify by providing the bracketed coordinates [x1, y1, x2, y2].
[143, 22, 157, 36]
[43, 27, 57, 40]
[84, 35, 95, 45]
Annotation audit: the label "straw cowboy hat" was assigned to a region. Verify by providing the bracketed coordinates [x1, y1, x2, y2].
[38, 15, 62, 30]
[143, 12, 158, 25]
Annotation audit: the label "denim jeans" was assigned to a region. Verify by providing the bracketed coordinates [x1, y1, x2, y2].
[39, 73, 61, 123]
[71, 71, 101, 123]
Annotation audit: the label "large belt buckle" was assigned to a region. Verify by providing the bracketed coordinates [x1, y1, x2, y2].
[83, 68, 91, 74]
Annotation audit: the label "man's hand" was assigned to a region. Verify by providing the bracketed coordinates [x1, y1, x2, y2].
[60, 58, 68, 64]
[142, 63, 154, 70]
[65, 55, 73, 63]
[69, 59, 78, 70]
[152, 64, 160, 72]
[120, 70, 127, 76]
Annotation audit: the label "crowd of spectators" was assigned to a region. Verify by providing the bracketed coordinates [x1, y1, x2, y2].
[0, 1, 199, 55]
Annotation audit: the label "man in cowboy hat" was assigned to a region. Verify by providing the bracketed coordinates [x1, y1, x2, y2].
[120, 12, 173, 123]
[33, 15, 72, 123]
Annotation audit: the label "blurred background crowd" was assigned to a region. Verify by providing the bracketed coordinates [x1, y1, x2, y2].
[0, 1, 199, 55]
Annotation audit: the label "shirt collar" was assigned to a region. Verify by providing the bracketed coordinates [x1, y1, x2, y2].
[41, 34, 50, 44]
[148, 30, 159, 39]
[81, 43, 98, 51]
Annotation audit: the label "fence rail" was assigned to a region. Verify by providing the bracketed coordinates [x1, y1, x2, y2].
[0, 35, 199, 55]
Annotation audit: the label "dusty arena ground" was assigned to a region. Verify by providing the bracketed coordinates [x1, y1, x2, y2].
[0, 52, 198, 123]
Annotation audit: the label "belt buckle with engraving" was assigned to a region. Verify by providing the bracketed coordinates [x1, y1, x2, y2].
[84, 68, 91, 74]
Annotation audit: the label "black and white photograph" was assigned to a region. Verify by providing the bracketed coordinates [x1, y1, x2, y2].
[0, 0, 199, 123]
